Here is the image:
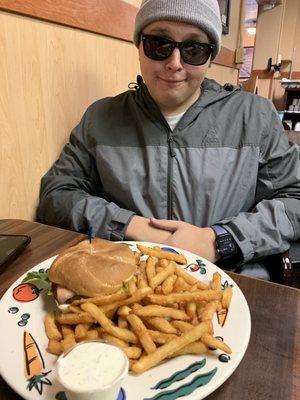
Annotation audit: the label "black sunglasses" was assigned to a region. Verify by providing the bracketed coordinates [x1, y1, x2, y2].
[141, 34, 214, 66]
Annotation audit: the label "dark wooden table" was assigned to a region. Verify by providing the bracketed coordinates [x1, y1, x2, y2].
[0, 219, 299, 400]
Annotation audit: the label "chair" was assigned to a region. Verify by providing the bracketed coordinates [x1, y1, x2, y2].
[221, 241, 300, 287]
[265, 242, 300, 286]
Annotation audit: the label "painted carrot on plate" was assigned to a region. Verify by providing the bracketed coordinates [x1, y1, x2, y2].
[23, 330, 52, 394]
[217, 308, 228, 327]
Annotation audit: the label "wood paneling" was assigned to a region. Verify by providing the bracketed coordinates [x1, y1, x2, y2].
[0, 11, 140, 220]
[252, 70, 300, 79]
[207, 63, 239, 85]
[0, 0, 137, 42]
[0, 0, 239, 70]
[214, 46, 239, 70]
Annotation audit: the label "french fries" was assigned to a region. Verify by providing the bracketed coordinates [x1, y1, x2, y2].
[173, 341, 208, 357]
[44, 244, 233, 375]
[161, 274, 177, 294]
[222, 286, 233, 309]
[148, 330, 178, 344]
[72, 292, 128, 306]
[56, 312, 94, 325]
[74, 323, 91, 341]
[131, 321, 211, 374]
[47, 339, 62, 355]
[146, 317, 178, 334]
[123, 346, 142, 359]
[137, 244, 187, 264]
[149, 261, 175, 289]
[134, 305, 190, 320]
[128, 277, 137, 295]
[146, 290, 223, 305]
[44, 312, 62, 340]
[126, 314, 156, 354]
[101, 332, 128, 348]
[201, 333, 232, 354]
[146, 257, 156, 283]
[80, 302, 138, 344]
[211, 272, 222, 291]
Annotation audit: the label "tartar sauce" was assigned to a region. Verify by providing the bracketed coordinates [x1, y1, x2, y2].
[58, 341, 127, 392]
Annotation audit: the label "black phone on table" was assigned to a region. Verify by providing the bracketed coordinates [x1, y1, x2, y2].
[0, 234, 31, 273]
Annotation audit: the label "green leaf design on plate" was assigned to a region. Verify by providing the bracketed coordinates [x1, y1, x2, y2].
[144, 368, 217, 400]
[151, 359, 206, 390]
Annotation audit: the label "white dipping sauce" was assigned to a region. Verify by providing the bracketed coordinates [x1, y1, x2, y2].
[58, 342, 127, 392]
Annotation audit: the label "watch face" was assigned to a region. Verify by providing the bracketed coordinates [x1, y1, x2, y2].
[217, 235, 236, 256]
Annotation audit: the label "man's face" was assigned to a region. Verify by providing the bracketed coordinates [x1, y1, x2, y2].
[139, 21, 211, 115]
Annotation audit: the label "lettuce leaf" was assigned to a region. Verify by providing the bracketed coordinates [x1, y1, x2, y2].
[22, 271, 53, 295]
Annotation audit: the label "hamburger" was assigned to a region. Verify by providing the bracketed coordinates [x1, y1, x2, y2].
[48, 238, 137, 305]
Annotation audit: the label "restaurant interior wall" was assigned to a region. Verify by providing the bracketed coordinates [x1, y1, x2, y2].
[0, 0, 243, 221]
[250, 0, 300, 103]
[0, 10, 140, 220]
[252, 4, 283, 71]
[253, 0, 300, 72]
[280, 0, 300, 72]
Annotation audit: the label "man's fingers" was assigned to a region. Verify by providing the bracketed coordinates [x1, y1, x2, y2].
[149, 218, 180, 232]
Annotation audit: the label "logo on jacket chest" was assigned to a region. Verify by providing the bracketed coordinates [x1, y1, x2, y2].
[201, 128, 220, 145]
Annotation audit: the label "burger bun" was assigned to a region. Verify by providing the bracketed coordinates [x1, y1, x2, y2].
[48, 238, 137, 297]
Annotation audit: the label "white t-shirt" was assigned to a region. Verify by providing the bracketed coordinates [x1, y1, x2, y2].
[164, 111, 186, 131]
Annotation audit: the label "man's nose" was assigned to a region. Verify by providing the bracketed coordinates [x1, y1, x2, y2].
[165, 48, 183, 71]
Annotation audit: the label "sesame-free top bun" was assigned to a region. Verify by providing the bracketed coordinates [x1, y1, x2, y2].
[48, 238, 137, 297]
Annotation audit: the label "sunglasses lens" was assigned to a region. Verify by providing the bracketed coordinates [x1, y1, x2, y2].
[143, 36, 173, 60]
[181, 43, 212, 65]
[142, 35, 213, 66]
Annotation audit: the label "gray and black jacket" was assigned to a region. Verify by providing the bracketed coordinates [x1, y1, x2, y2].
[37, 77, 300, 263]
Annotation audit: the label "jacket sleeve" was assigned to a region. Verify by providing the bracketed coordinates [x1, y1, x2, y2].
[36, 108, 135, 240]
[219, 104, 300, 262]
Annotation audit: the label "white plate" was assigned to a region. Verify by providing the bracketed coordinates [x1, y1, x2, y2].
[0, 241, 251, 400]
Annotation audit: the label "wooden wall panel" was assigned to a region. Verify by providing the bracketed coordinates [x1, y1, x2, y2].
[0, 0, 238, 70]
[252, 70, 300, 80]
[0, 11, 140, 220]
[0, 0, 136, 42]
[214, 46, 239, 70]
[207, 64, 239, 85]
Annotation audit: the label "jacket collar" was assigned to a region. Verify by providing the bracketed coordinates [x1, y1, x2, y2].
[133, 75, 241, 131]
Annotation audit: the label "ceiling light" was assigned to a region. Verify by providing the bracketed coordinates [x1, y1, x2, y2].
[247, 27, 256, 35]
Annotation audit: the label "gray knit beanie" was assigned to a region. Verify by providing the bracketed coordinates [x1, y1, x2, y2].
[134, 0, 222, 60]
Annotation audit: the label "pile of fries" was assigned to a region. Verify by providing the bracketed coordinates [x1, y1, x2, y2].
[45, 244, 233, 374]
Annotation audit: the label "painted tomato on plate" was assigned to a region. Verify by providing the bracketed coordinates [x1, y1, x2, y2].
[12, 283, 41, 302]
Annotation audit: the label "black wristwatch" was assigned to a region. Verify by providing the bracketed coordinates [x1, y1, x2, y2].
[211, 225, 238, 262]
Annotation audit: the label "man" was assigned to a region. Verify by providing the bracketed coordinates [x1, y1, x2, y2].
[37, 0, 300, 279]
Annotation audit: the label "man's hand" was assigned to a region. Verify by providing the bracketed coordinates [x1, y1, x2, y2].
[149, 218, 219, 263]
[125, 215, 171, 243]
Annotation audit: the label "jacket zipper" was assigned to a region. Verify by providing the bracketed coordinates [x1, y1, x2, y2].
[167, 131, 176, 220]
[136, 78, 177, 220]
